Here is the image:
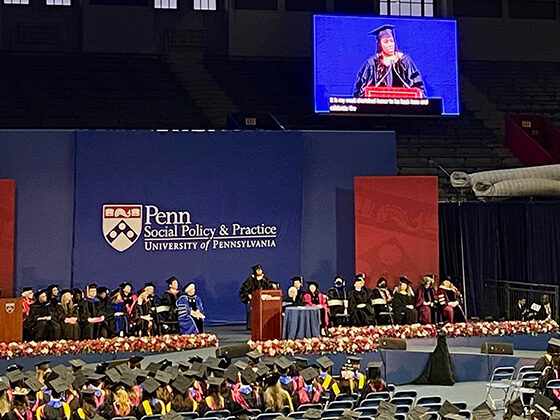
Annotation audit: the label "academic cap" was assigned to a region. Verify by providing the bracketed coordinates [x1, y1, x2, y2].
[188, 355, 204, 364]
[207, 376, 225, 387]
[162, 411, 185, 420]
[164, 366, 181, 380]
[442, 414, 464, 420]
[25, 377, 43, 393]
[472, 401, 495, 420]
[315, 356, 334, 370]
[302, 408, 322, 419]
[48, 377, 71, 394]
[116, 364, 133, 376]
[347, 355, 362, 364]
[548, 337, 560, 354]
[69, 359, 85, 369]
[301, 367, 318, 383]
[367, 361, 383, 369]
[104, 368, 120, 384]
[234, 360, 249, 370]
[551, 411, 560, 420]
[177, 360, 192, 371]
[155, 370, 172, 385]
[377, 400, 397, 416]
[6, 364, 23, 373]
[133, 369, 150, 380]
[255, 361, 270, 377]
[171, 374, 193, 394]
[72, 373, 87, 390]
[146, 362, 160, 375]
[118, 373, 136, 388]
[294, 356, 308, 368]
[532, 392, 554, 416]
[368, 24, 395, 38]
[34, 361, 50, 370]
[107, 359, 128, 370]
[159, 359, 173, 370]
[439, 401, 460, 418]
[141, 377, 161, 394]
[0, 380, 8, 392]
[276, 357, 293, 371]
[407, 406, 429, 420]
[241, 367, 258, 384]
[272, 416, 291, 420]
[128, 356, 144, 365]
[252, 264, 262, 272]
[204, 357, 222, 369]
[291, 276, 303, 283]
[399, 276, 411, 285]
[6, 370, 24, 384]
[264, 373, 280, 387]
[307, 281, 319, 289]
[166, 277, 178, 285]
[247, 350, 263, 360]
[338, 409, 361, 420]
[262, 356, 277, 368]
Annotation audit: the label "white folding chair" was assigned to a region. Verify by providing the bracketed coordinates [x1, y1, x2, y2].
[485, 366, 515, 410]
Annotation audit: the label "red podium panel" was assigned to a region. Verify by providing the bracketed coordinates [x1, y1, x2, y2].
[365, 86, 424, 99]
[0, 297, 22, 342]
[251, 289, 282, 341]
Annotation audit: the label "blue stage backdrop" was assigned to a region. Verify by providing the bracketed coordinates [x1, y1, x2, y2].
[314, 15, 459, 115]
[72, 130, 303, 324]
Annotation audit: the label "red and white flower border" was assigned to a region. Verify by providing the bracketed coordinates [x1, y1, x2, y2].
[249, 319, 558, 356]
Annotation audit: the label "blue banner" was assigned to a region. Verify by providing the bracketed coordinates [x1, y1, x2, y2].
[72, 130, 303, 324]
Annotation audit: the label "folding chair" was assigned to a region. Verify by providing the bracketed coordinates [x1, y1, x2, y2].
[362, 391, 390, 401]
[141, 416, 162, 420]
[178, 413, 200, 420]
[509, 365, 536, 399]
[512, 371, 541, 405]
[421, 404, 442, 413]
[322, 409, 345, 418]
[390, 397, 414, 407]
[335, 393, 360, 402]
[417, 396, 442, 406]
[287, 412, 306, 419]
[485, 366, 515, 410]
[355, 407, 378, 417]
[387, 384, 396, 394]
[458, 410, 472, 419]
[114, 417, 137, 420]
[256, 413, 283, 420]
[395, 406, 410, 414]
[297, 403, 323, 411]
[204, 411, 231, 418]
[327, 401, 354, 410]
[394, 414, 406, 420]
[392, 390, 417, 401]
[359, 399, 381, 409]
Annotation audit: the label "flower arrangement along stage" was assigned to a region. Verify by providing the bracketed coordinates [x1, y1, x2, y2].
[249, 319, 559, 356]
[0, 333, 218, 359]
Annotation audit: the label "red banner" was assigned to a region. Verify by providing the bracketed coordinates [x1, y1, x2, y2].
[0, 180, 15, 297]
[355, 176, 439, 290]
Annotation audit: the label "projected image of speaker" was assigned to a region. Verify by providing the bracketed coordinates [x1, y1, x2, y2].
[481, 342, 514, 355]
[378, 338, 407, 350]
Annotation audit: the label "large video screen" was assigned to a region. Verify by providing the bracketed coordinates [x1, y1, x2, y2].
[314, 15, 459, 116]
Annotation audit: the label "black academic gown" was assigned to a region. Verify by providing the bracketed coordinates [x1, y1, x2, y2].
[348, 288, 375, 327]
[392, 292, 418, 325]
[327, 286, 348, 327]
[79, 298, 107, 339]
[371, 287, 393, 325]
[161, 289, 180, 332]
[26, 301, 61, 341]
[239, 275, 274, 328]
[133, 297, 158, 336]
[55, 303, 80, 340]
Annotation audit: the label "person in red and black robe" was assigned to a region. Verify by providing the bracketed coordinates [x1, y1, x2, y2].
[415, 275, 436, 325]
[302, 282, 329, 335]
[294, 368, 323, 408]
[437, 277, 465, 324]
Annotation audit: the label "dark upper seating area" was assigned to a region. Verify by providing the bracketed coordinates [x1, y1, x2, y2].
[0, 52, 207, 129]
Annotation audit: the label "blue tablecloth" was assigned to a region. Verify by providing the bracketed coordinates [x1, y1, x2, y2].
[283, 306, 321, 339]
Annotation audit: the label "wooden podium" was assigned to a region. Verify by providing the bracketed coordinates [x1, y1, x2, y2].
[251, 289, 282, 341]
[0, 297, 22, 342]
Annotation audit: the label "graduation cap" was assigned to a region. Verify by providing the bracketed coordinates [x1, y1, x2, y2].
[294, 356, 308, 369]
[69, 359, 86, 369]
[128, 355, 144, 365]
[72, 373, 87, 390]
[48, 376, 71, 394]
[24, 377, 43, 393]
[116, 364, 133, 376]
[247, 350, 262, 360]
[133, 369, 150, 380]
[548, 337, 560, 355]
[141, 377, 160, 394]
[205, 357, 222, 369]
[315, 356, 334, 371]
[159, 360, 173, 370]
[272, 416, 291, 420]
[107, 359, 128, 370]
[291, 276, 303, 283]
[252, 264, 263, 272]
[118, 372, 136, 388]
[255, 361, 270, 377]
[338, 409, 361, 420]
[241, 367, 258, 385]
[0, 380, 9, 392]
[302, 408, 322, 419]
[177, 360, 192, 371]
[6, 370, 24, 384]
[226, 366, 240, 383]
[368, 24, 395, 39]
[164, 366, 181, 381]
[145, 362, 160, 375]
[262, 356, 277, 368]
[472, 401, 495, 420]
[155, 370, 172, 385]
[162, 411, 185, 420]
[84, 371, 104, 382]
[264, 373, 280, 387]
[377, 400, 397, 416]
[399, 276, 411, 285]
[367, 361, 383, 370]
[532, 392, 554, 417]
[439, 401, 460, 418]
[34, 361, 50, 370]
[300, 367, 318, 383]
[208, 376, 225, 387]
[407, 406, 429, 420]
[276, 357, 293, 371]
[505, 397, 524, 417]
[104, 368, 121, 384]
[551, 411, 560, 420]
[166, 277, 178, 286]
[347, 356, 362, 365]
[234, 360, 249, 370]
[171, 374, 193, 394]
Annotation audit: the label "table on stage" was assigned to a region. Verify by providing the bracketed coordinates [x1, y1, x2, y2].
[282, 306, 321, 339]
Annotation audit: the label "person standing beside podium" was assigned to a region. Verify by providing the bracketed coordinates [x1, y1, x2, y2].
[239, 264, 276, 329]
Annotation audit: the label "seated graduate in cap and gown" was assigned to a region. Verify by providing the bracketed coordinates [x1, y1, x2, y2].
[231, 369, 263, 410]
[176, 282, 205, 334]
[361, 361, 387, 399]
[79, 284, 108, 339]
[239, 264, 275, 329]
[371, 277, 393, 325]
[302, 281, 330, 334]
[25, 289, 61, 341]
[415, 275, 436, 325]
[353, 24, 425, 98]
[294, 367, 324, 407]
[133, 283, 159, 336]
[348, 275, 375, 327]
[55, 289, 80, 340]
[160, 276, 181, 333]
[436, 277, 465, 324]
[327, 276, 349, 327]
[392, 277, 418, 325]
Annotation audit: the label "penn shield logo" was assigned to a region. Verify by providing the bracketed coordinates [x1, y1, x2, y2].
[102, 205, 142, 252]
